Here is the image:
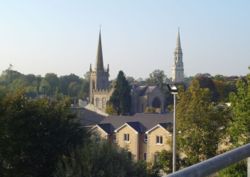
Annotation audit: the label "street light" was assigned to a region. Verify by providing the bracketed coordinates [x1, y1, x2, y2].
[167, 84, 178, 173]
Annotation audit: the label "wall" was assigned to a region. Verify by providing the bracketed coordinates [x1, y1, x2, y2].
[147, 127, 172, 162]
[115, 125, 139, 161]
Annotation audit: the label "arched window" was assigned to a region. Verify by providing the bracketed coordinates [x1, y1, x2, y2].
[152, 97, 161, 108]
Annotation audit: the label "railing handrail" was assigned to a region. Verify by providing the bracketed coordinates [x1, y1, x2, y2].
[164, 143, 250, 177]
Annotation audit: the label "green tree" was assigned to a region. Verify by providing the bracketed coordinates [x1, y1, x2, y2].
[109, 71, 131, 115]
[145, 70, 168, 89]
[176, 80, 230, 166]
[152, 150, 183, 175]
[0, 91, 86, 177]
[227, 69, 250, 146]
[39, 78, 51, 95]
[44, 73, 59, 95]
[218, 69, 250, 177]
[55, 140, 159, 177]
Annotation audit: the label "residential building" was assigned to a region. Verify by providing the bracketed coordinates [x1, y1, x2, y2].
[90, 113, 173, 162]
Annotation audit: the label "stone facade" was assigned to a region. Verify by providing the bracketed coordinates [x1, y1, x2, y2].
[172, 29, 184, 83]
[89, 114, 173, 162]
[131, 86, 165, 114]
[89, 31, 165, 114]
[89, 30, 112, 111]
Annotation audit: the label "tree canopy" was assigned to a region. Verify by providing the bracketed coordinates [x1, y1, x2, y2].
[176, 80, 230, 165]
[108, 71, 131, 115]
[0, 91, 86, 177]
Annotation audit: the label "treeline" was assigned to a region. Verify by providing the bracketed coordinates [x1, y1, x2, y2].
[0, 68, 89, 100]
[0, 67, 240, 106]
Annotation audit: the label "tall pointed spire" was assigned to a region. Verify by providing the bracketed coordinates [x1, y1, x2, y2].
[176, 28, 182, 51]
[96, 28, 104, 71]
[172, 28, 184, 83]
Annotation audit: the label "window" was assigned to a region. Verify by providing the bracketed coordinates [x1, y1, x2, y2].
[156, 136, 163, 144]
[143, 153, 147, 160]
[124, 134, 130, 142]
[144, 134, 148, 143]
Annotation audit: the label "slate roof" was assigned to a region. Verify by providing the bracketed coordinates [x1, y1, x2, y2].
[100, 113, 173, 133]
[72, 107, 105, 126]
[159, 123, 173, 132]
[97, 123, 114, 134]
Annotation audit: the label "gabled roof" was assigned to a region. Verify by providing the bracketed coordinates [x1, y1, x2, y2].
[101, 113, 173, 131]
[114, 121, 145, 134]
[145, 122, 173, 134]
[91, 123, 114, 135]
[97, 123, 114, 134]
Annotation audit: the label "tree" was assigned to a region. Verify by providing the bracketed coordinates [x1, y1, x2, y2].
[44, 73, 59, 95]
[227, 68, 250, 146]
[217, 69, 250, 177]
[145, 70, 167, 89]
[109, 71, 131, 115]
[55, 140, 159, 177]
[176, 80, 230, 166]
[39, 78, 51, 95]
[152, 150, 183, 175]
[0, 91, 86, 177]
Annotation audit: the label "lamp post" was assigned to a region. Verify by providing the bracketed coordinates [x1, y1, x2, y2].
[167, 84, 178, 173]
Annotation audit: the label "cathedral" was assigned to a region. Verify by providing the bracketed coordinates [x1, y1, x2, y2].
[87, 30, 184, 114]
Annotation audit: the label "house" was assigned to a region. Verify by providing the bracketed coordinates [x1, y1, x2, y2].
[90, 113, 173, 162]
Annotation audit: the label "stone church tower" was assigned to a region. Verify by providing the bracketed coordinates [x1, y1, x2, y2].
[89, 30, 110, 109]
[172, 29, 184, 83]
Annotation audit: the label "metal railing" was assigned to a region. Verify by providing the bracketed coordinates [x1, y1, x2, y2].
[164, 143, 250, 177]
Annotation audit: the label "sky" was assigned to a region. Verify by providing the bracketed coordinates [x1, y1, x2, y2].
[0, 0, 249, 79]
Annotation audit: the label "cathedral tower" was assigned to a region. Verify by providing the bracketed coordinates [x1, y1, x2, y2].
[172, 29, 184, 83]
[89, 30, 110, 104]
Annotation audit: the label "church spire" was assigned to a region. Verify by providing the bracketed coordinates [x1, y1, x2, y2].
[175, 28, 182, 52]
[172, 28, 184, 83]
[96, 29, 104, 71]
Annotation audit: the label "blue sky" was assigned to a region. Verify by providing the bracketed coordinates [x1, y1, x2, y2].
[0, 0, 249, 79]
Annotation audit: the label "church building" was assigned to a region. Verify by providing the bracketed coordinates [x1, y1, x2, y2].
[88, 29, 184, 114]
[89, 30, 112, 112]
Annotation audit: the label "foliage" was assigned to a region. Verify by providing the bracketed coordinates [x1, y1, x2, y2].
[227, 70, 250, 146]
[0, 91, 86, 177]
[145, 70, 167, 89]
[105, 103, 117, 115]
[144, 107, 156, 113]
[152, 150, 184, 175]
[0, 68, 90, 102]
[55, 140, 159, 177]
[109, 71, 131, 115]
[218, 69, 250, 177]
[218, 160, 247, 177]
[176, 80, 230, 166]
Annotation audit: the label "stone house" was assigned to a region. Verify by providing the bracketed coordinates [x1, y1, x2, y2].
[90, 113, 173, 162]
